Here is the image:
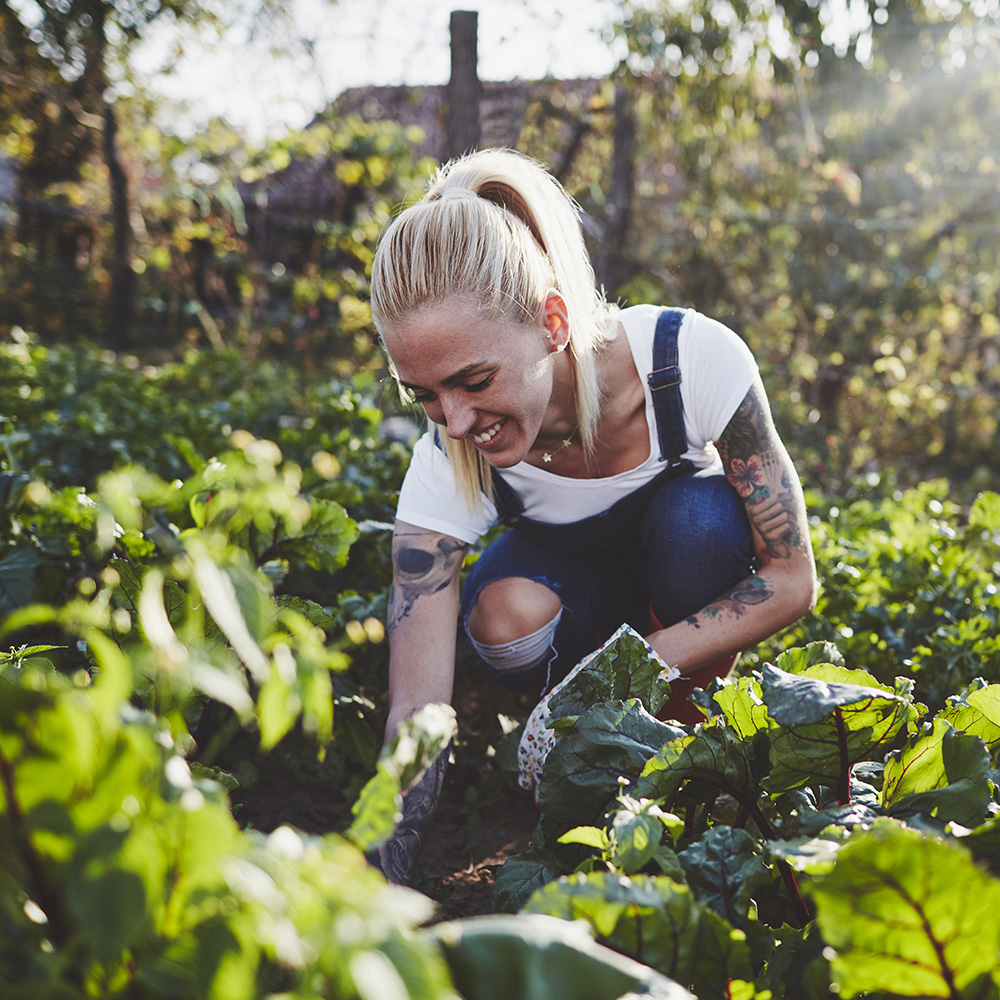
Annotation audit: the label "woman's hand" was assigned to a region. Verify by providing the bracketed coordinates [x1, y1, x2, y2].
[368, 748, 449, 886]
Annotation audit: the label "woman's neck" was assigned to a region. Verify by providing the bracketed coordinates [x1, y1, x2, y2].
[536, 347, 579, 444]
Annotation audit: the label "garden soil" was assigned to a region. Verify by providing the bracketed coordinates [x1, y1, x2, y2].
[221, 682, 539, 922]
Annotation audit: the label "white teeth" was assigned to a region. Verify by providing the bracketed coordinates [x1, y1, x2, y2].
[472, 420, 502, 444]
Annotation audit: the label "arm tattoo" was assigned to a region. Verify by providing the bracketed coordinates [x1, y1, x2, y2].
[369, 749, 449, 886]
[717, 386, 803, 562]
[388, 529, 467, 631]
[686, 574, 774, 628]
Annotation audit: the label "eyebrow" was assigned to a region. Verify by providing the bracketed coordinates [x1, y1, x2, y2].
[399, 361, 493, 392]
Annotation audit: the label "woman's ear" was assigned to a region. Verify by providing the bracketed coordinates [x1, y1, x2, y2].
[541, 290, 570, 353]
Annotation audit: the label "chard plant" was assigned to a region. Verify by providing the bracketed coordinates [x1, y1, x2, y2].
[495, 603, 1000, 999]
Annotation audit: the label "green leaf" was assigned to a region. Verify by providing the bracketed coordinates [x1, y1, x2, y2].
[611, 798, 680, 875]
[546, 626, 676, 722]
[795, 801, 879, 837]
[676, 827, 773, 930]
[432, 912, 696, 1000]
[635, 725, 763, 811]
[762, 662, 901, 728]
[492, 845, 571, 915]
[762, 663, 912, 796]
[70, 868, 149, 962]
[952, 814, 1000, 878]
[538, 700, 682, 847]
[772, 642, 845, 673]
[274, 593, 336, 630]
[257, 666, 300, 749]
[267, 498, 358, 573]
[882, 719, 991, 827]
[713, 674, 771, 740]
[940, 684, 1000, 753]
[347, 704, 456, 851]
[761, 923, 832, 1000]
[191, 556, 269, 683]
[767, 830, 850, 875]
[0, 547, 40, 613]
[524, 872, 751, 997]
[811, 820, 1000, 998]
[492, 845, 568, 914]
[969, 491, 1000, 532]
[83, 628, 135, 728]
[558, 826, 611, 850]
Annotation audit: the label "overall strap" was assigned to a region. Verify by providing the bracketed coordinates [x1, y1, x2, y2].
[647, 307, 688, 465]
[490, 466, 522, 521]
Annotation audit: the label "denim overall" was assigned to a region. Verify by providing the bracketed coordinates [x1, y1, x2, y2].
[461, 308, 755, 694]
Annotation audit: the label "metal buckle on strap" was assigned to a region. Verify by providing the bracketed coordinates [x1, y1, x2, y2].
[647, 366, 682, 390]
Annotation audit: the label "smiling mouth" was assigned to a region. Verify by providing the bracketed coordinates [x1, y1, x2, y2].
[471, 419, 504, 445]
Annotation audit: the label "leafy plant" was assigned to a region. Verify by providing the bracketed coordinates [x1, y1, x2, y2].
[771, 484, 1000, 709]
[0, 641, 464, 999]
[495, 632, 1000, 998]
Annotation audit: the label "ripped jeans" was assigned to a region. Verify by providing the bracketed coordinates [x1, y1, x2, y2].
[460, 468, 755, 695]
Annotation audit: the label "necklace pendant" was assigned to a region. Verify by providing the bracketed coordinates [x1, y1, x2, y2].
[540, 428, 577, 465]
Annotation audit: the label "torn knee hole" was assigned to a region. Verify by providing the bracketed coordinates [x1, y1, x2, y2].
[469, 608, 562, 672]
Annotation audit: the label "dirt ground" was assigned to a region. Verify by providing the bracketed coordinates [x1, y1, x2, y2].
[405, 780, 538, 920]
[223, 683, 539, 921]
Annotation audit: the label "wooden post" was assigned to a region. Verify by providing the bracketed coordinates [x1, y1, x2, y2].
[446, 10, 481, 159]
[104, 102, 136, 351]
[595, 82, 636, 298]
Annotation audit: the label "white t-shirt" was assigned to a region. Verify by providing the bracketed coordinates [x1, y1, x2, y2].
[395, 305, 758, 544]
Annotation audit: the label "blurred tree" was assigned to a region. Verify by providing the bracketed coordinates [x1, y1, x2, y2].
[605, 0, 1000, 496]
[0, 0, 213, 345]
[0, 0, 279, 347]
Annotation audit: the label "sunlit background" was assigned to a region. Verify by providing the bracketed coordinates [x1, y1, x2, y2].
[132, 0, 624, 139]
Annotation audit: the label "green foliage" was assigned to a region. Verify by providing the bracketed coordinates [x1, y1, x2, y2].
[433, 913, 695, 1000]
[547, 626, 678, 724]
[773, 484, 1000, 709]
[0, 650, 458, 998]
[605, 1, 1000, 496]
[524, 872, 760, 999]
[125, 112, 434, 364]
[347, 703, 457, 852]
[496, 628, 1000, 998]
[809, 821, 1000, 999]
[0, 328, 407, 507]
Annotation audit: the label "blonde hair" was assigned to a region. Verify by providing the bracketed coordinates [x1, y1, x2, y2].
[370, 148, 614, 508]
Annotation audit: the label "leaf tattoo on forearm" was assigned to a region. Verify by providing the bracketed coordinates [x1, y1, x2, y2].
[687, 575, 774, 626]
[369, 750, 449, 886]
[388, 529, 467, 631]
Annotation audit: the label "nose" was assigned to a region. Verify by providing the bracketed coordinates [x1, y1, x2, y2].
[437, 392, 476, 439]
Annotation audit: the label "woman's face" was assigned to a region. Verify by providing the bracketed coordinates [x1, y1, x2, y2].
[383, 295, 566, 468]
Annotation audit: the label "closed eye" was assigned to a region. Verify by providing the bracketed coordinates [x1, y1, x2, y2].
[465, 374, 495, 393]
[402, 371, 495, 404]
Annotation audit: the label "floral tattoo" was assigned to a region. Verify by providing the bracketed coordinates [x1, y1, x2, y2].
[717, 386, 803, 562]
[369, 749, 449, 886]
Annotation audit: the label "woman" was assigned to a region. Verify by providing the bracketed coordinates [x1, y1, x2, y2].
[368, 148, 816, 885]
